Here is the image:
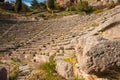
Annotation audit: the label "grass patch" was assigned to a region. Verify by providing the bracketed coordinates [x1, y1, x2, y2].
[58, 11, 77, 16]
[39, 58, 65, 80]
[26, 58, 65, 80]
[93, 9, 104, 14]
[83, 22, 99, 30]
[63, 55, 77, 64]
[40, 59, 56, 74]
[74, 77, 85, 80]
[91, 22, 99, 27]
[9, 63, 19, 80]
[31, 10, 81, 20]
[0, 7, 13, 16]
[98, 31, 107, 35]
[0, 51, 3, 54]
[11, 58, 21, 63]
[0, 61, 4, 64]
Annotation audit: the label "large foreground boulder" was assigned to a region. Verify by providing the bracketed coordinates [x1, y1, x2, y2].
[71, 11, 120, 79]
[0, 67, 7, 80]
[78, 36, 120, 74]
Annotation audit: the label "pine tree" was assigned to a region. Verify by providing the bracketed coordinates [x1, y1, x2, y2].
[0, 0, 4, 2]
[15, 0, 22, 12]
[31, 0, 39, 9]
[46, 0, 54, 15]
[22, 3, 29, 12]
[47, 0, 54, 10]
[39, 2, 46, 10]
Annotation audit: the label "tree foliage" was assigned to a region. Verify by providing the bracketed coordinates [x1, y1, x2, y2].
[47, 0, 54, 10]
[31, 0, 39, 9]
[0, 0, 4, 2]
[39, 2, 46, 10]
[76, 1, 93, 13]
[54, 2, 60, 10]
[15, 0, 22, 12]
[22, 3, 29, 12]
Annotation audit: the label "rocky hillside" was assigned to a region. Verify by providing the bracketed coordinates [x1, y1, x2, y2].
[0, 5, 120, 80]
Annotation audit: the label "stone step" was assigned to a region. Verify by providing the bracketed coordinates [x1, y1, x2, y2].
[16, 48, 39, 52]
[0, 44, 14, 48]
[17, 76, 25, 80]
[57, 41, 70, 46]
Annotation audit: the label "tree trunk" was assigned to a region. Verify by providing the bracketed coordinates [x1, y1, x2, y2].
[52, 10, 54, 16]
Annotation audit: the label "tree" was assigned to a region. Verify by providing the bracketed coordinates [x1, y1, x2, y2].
[0, 0, 4, 2]
[31, 0, 39, 9]
[76, 1, 93, 13]
[46, 0, 54, 10]
[46, 0, 54, 15]
[54, 2, 60, 10]
[22, 3, 29, 12]
[39, 2, 46, 10]
[15, 0, 22, 12]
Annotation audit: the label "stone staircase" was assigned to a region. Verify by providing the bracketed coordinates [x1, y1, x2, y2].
[0, 11, 114, 52]
[1, 5, 120, 53]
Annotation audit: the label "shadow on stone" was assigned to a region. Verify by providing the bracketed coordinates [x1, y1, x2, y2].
[0, 67, 7, 80]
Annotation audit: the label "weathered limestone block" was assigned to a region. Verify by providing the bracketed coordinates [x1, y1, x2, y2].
[56, 60, 74, 80]
[33, 54, 49, 63]
[78, 39, 120, 74]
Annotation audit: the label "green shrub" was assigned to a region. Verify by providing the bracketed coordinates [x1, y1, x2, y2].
[0, 51, 3, 54]
[47, 0, 55, 10]
[60, 11, 73, 16]
[39, 58, 64, 80]
[26, 58, 63, 80]
[31, 0, 39, 9]
[39, 2, 47, 11]
[66, 6, 76, 11]
[9, 64, 19, 80]
[91, 22, 99, 27]
[11, 58, 21, 63]
[40, 59, 56, 74]
[54, 2, 60, 10]
[15, 0, 22, 12]
[63, 55, 76, 64]
[21, 3, 29, 12]
[76, 1, 94, 13]
[38, 13, 46, 17]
